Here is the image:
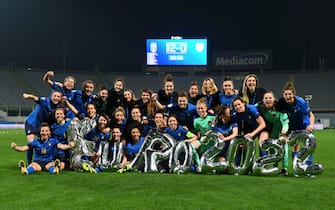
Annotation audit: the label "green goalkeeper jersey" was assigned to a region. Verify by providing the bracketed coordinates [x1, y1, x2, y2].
[257, 104, 289, 138]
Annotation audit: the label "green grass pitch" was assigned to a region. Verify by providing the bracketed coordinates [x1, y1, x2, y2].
[0, 129, 334, 210]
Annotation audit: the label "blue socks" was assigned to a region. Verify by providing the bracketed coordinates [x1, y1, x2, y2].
[95, 166, 103, 173]
[26, 166, 35, 175]
[306, 154, 314, 166]
[291, 151, 297, 159]
[48, 166, 55, 174]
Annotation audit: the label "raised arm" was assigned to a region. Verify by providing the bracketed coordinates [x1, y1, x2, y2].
[62, 96, 79, 115]
[22, 93, 38, 102]
[152, 93, 165, 111]
[42, 70, 55, 87]
[11, 142, 29, 152]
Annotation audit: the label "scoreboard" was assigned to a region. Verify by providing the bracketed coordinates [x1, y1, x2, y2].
[146, 38, 207, 66]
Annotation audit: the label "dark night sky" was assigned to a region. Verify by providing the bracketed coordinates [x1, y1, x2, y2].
[0, 0, 334, 72]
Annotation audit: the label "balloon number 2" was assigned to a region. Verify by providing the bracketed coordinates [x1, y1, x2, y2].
[288, 130, 324, 176]
[252, 139, 284, 176]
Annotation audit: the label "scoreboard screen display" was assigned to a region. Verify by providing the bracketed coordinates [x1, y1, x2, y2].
[146, 39, 207, 66]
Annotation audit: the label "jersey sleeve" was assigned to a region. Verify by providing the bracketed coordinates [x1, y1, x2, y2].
[248, 105, 261, 118]
[280, 112, 289, 133]
[185, 131, 195, 139]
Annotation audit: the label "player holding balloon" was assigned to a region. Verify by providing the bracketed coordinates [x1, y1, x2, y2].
[122, 126, 145, 172]
[231, 97, 266, 167]
[210, 105, 238, 162]
[277, 82, 316, 176]
[192, 98, 216, 168]
[165, 114, 199, 146]
[257, 91, 290, 175]
[50, 108, 73, 170]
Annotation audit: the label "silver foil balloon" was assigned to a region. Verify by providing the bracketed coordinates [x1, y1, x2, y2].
[130, 128, 176, 173]
[109, 142, 124, 168]
[226, 136, 256, 175]
[172, 141, 194, 174]
[252, 138, 284, 176]
[200, 131, 228, 174]
[97, 141, 110, 167]
[67, 119, 97, 171]
[288, 130, 323, 175]
[199, 131, 219, 154]
[96, 141, 124, 170]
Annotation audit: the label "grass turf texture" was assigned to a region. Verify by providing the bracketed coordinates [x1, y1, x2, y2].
[0, 129, 334, 210]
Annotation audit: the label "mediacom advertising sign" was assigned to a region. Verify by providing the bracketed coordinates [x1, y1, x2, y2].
[212, 50, 272, 69]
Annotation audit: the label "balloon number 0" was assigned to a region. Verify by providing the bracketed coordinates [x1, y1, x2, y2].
[226, 136, 256, 175]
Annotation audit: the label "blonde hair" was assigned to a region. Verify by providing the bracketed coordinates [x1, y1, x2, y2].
[241, 74, 259, 104]
[124, 88, 137, 101]
[113, 106, 126, 118]
[201, 77, 218, 95]
[196, 97, 208, 108]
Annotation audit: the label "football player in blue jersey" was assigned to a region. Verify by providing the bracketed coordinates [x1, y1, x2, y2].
[94, 85, 109, 115]
[23, 91, 63, 164]
[232, 96, 266, 140]
[81, 113, 111, 173]
[110, 106, 127, 133]
[157, 74, 178, 106]
[43, 70, 77, 119]
[210, 105, 238, 161]
[72, 80, 95, 119]
[107, 77, 125, 116]
[155, 91, 198, 131]
[50, 108, 73, 170]
[122, 88, 137, 119]
[201, 77, 221, 115]
[231, 97, 266, 165]
[240, 74, 267, 105]
[165, 114, 198, 147]
[277, 82, 315, 167]
[219, 77, 238, 108]
[188, 80, 202, 105]
[138, 88, 159, 121]
[125, 126, 145, 163]
[11, 123, 71, 175]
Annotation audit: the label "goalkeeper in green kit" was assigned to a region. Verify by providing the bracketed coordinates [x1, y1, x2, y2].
[256, 91, 289, 176]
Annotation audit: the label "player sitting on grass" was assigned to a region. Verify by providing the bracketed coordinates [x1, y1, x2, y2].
[11, 123, 71, 175]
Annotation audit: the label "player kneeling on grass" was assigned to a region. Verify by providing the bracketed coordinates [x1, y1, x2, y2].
[10, 123, 71, 175]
